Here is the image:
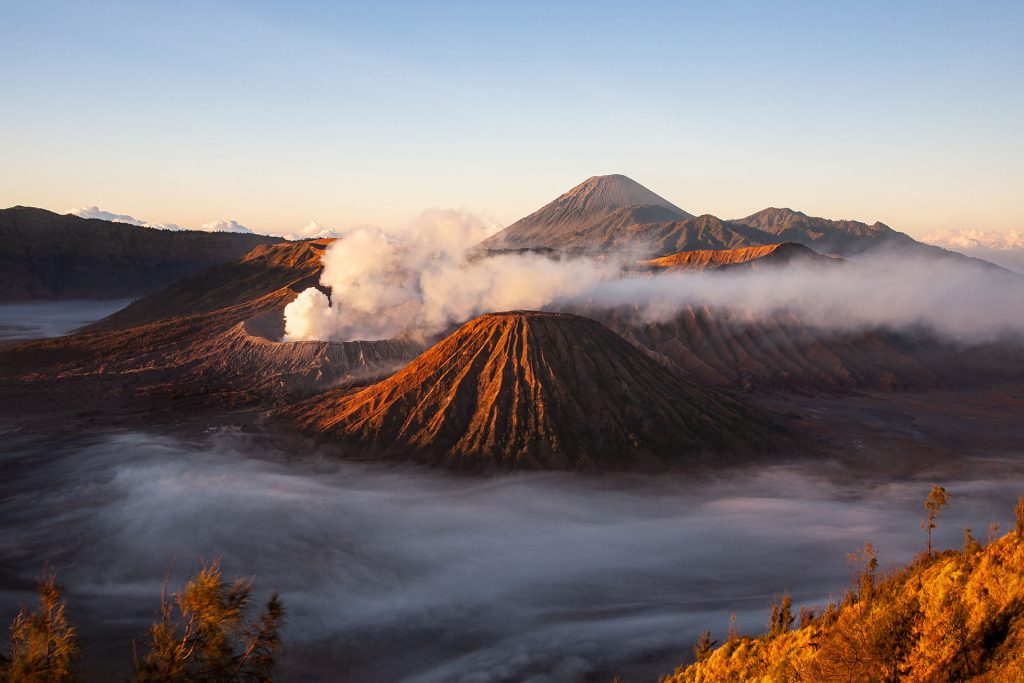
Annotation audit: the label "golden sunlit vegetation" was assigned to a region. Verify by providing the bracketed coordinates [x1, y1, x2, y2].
[131, 560, 284, 683]
[0, 570, 78, 683]
[663, 493, 1024, 682]
[0, 562, 283, 683]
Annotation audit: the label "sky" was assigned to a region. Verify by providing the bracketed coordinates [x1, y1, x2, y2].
[1, 0, 1022, 238]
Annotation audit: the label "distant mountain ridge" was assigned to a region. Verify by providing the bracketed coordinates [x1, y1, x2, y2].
[0, 206, 282, 301]
[731, 207, 918, 257]
[482, 176, 1009, 269]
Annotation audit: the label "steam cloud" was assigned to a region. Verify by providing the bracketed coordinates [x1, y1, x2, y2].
[283, 210, 621, 342]
[284, 210, 1024, 344]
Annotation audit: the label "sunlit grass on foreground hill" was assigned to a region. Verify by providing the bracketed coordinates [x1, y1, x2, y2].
[7, 493, 1024, 682]
[662, 496, 1024, 682]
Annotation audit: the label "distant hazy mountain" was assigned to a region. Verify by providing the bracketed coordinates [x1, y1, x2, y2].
[283, 311, 777, 470]
[0, 206, 282, 301]
[483, 176, 1009, 268]
[729, 208, 918, 257]
[480, 174, 694, 252]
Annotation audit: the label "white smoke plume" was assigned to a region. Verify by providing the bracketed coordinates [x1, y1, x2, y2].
[284, 211, 1024, 344]
[283, 209, 621, 342]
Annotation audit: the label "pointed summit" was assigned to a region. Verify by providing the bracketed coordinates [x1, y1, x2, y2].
[480, 175, 692, 252]
[558, 174, 689, 216]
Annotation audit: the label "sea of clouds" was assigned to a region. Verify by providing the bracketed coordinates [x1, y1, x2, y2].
[3, 430, 1022, 682]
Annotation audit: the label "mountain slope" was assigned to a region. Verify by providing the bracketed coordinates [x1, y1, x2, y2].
[0, 239, 419, 422]
[639, 214, 773, 256]
[596, 306, 941, 393]
[480, 174, 692, 252]
[87, 239, 331, 331]
[731, 208, 1011, 269]
[0, 206, 281, 301]
[481, 178, 1011, 268]
[732, 207, 919, 256]
[283, 311, 779, 470]
[665, 528, 1024, 682]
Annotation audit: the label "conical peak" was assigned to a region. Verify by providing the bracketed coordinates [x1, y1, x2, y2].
[559, 174, 689, 216]
[285, 309, 776, 469]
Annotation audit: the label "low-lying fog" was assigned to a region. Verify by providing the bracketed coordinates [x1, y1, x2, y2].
[0, 299, 130, 340]
[2, 430, 1022, 682]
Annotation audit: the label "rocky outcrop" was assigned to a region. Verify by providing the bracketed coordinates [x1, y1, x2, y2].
[640, 242, 840, 271]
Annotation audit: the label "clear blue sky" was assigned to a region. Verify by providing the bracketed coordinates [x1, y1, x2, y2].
[1, 0, 1022, 237]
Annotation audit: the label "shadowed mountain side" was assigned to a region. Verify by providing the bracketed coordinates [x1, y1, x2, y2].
[0, 240, 420, 422]
[279, 311, 782, 471]
[596, 307, 940, 393]
[589, 305, 1024, 394]
[732, 208, 1013, 269]
[484, 210, 774, 258]
[639, 215, 773, 257]
[480, 177, 1012, 269]
[641, 242, 841, 271]
[88, 239, 333, 331]
[0, 206, 282, 301]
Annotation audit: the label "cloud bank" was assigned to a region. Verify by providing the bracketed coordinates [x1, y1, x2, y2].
[68, 206, 253, 233]
[924, 228, 1024, 274]
[68, 205, 186, 230]
[277, 221, 342, 241]
[577, 256, 1024, 342]
[284, 212, 1024, 344]
[67, 206, 344, 239]
[198, 219, 254, 234]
